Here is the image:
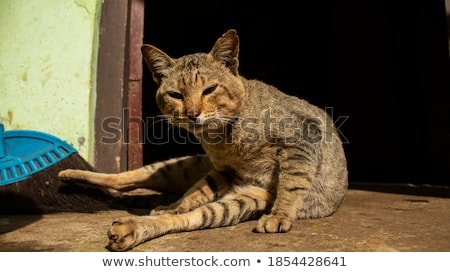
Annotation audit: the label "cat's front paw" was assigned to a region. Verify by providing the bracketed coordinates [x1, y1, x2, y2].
[254, 214, 294, 233]
[107, 217, 140, 251]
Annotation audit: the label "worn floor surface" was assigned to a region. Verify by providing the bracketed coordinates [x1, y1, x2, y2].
[1, 183, 449, 252]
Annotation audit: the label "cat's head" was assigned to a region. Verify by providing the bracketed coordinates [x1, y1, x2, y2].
[141, 29, 245, 136]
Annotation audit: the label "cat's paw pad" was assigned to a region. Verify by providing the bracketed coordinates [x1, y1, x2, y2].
[107, 217, 139, 251]
[253, 214, 294, 233]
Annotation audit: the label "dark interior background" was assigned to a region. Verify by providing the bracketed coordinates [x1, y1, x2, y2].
[141, 0, 450, 186]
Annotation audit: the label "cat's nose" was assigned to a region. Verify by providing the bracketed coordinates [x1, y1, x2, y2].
[187, 109, 200, 121]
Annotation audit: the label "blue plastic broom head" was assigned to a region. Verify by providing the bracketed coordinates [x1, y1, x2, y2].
[0, 124, 78, 186]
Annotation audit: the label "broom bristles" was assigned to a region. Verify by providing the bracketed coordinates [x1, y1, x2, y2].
[0, 154, 120, 214]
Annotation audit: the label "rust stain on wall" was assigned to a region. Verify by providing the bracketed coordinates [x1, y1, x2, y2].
[22, 71, 28, 82]
[7, 110, 13, 126]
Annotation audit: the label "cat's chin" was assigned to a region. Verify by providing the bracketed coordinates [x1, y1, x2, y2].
[190, 124, 220, 135]
[188, 124, 206, 135]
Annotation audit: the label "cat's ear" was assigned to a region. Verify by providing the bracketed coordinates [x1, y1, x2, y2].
[208, 29, 239, 75]
[141, 44, 176, 85]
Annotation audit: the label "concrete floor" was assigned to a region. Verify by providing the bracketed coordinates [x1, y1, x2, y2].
[0, 183, 449, 252]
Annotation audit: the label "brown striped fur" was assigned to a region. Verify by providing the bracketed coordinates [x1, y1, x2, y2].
[59, 29, 348, 251]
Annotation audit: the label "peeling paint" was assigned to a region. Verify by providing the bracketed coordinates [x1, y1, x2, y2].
[115, 156, 121, 172]
[77, 136, 86, 150]
[74, 0, 96, 15]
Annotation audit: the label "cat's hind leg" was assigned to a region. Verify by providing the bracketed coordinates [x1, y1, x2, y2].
[150, 169, 232, 215]
[107, 185, 273, 251]
[58, 155, 212, 194]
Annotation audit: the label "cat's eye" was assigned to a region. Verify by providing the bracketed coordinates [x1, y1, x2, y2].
[168, 91, 184, 100]
[202, 84, 218, 96]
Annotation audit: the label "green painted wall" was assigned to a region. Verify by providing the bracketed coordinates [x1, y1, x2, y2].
[0, 0, 102, 163]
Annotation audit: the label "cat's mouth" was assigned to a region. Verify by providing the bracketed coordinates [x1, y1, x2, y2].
[191, 118, 227, 134]
[171, 115, 237, 135]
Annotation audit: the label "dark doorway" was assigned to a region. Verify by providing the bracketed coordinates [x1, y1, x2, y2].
[141, 0, 450, 186]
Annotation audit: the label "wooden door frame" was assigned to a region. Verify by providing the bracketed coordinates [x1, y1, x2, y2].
[94, 0, 144, 173]
[126, 0, 145, 171]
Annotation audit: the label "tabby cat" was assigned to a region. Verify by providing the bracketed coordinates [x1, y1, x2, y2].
[59, 29, 348, 251]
